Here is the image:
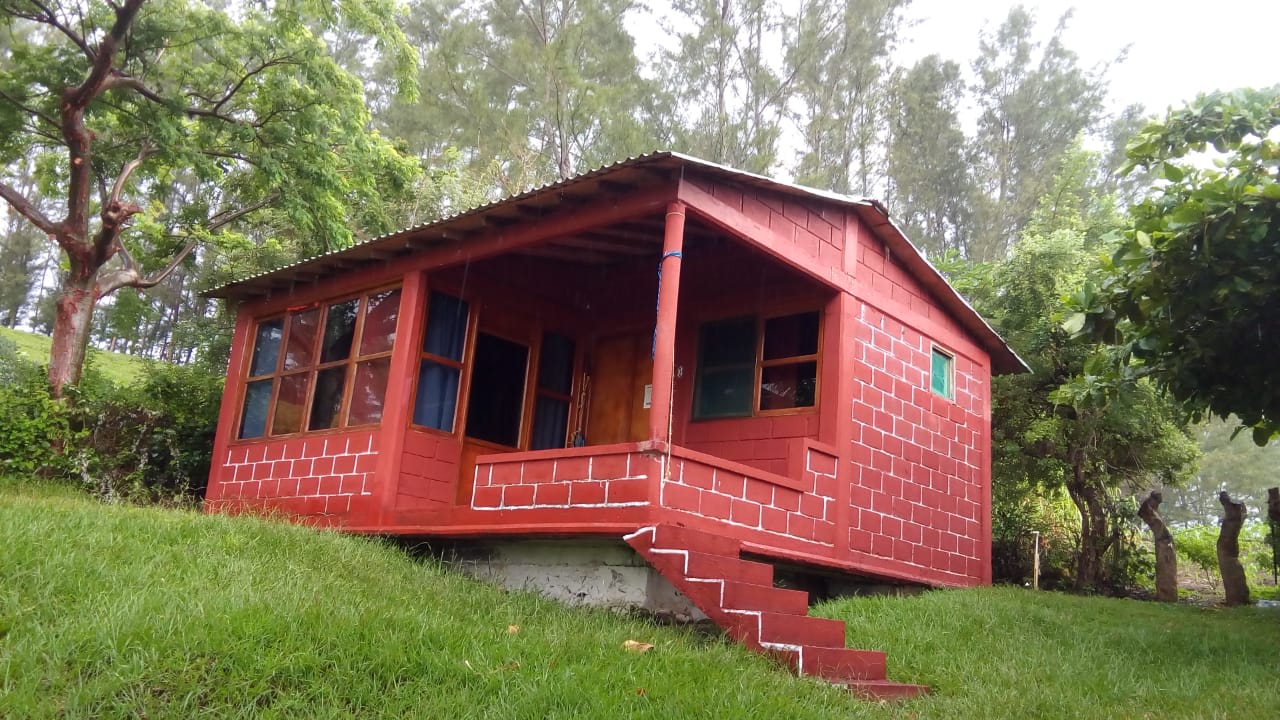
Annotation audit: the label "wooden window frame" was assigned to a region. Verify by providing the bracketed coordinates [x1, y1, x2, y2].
[930, 345, 955, 401]
[410, 289, 477, 436]
[235, 285, 400, 441]
[692, 308, 823, 421]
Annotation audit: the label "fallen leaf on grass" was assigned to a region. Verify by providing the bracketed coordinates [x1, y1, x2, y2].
[622, 640, 655, 653]
[507, 624, 520, 634]
[635, 688, 647, 696]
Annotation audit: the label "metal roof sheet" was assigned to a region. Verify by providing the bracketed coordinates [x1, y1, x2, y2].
[204, 150, 1028, 374]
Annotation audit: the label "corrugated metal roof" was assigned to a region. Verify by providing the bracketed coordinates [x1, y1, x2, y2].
[204, 150, 1027, 374]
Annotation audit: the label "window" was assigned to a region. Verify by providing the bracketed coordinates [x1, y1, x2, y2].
[413, 291, 469, 431]
[464, 332, 530, 447]
[531, 332, 575, 450]
[931, 347, 954, 400]
[692, 310, 820, 420]
[238, 288, 401, 440]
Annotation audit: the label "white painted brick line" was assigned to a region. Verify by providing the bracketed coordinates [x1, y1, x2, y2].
[622, 525, 656, 543]
[472, 501, 650, 511]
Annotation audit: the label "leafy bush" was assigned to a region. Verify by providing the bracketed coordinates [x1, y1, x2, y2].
[992, 489, 1080, 589]
[0, 338, 73, 477]
[0, 341, 223, 505]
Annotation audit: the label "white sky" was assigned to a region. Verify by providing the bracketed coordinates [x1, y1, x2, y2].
[902, 0, 1279, 116]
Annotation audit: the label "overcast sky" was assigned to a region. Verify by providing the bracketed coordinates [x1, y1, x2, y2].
[902, 0, 1279, 116]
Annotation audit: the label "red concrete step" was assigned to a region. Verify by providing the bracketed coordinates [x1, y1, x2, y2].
[727, 611, 847, 648]
[721, 580, 809, 615]
[845, 679, 929, 701]
[789, 646, 888, 682]
[686, 551, 774, 585]
[769, 646, 888, 682]
[650, 524, 741, 557]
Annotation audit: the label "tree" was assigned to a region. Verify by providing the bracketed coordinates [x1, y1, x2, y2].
[1137, 490, 1177, 602]
[945, 149, 1198, 593]
[664, 0, 785, 173]
[968, 6, 1108, 260]
[788, 0, 910, 195]
[1217, 492, 1250, 606]
[1067, 87, 1280, 443]
[884, 55, 974, 256]
[0, 0, 420, 394]
[383, 0, 661, 194]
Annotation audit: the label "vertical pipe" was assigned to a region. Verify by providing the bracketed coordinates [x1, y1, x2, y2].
[648, 201, 686, 446]
[1033, 531, 1041, 590]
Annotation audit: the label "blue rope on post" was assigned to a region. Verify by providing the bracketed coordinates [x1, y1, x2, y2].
[653, 250, 683, 359]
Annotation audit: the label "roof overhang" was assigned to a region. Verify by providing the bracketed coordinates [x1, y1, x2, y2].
[205, 151, 1028, 375]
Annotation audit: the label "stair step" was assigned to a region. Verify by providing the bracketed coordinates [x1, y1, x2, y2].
[845, 679, 929, 701]
[776, 646, 887, 682]
[721, 581, 809, 615]
[727, 612, 847, 648]
[651, 524, 741, 557]
[686, 551, 774, 585]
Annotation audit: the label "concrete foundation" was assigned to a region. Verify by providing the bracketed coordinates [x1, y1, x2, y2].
[450, 539, 706, 619]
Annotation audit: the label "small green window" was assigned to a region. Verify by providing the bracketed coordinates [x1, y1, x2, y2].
[931, 347, 953, 400]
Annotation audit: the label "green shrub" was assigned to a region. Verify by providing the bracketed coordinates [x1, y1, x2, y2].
[0, 341, 223, 505]
[0, 339, 74, 478]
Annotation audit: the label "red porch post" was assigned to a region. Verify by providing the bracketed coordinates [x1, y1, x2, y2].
[648, 201, 687, 446]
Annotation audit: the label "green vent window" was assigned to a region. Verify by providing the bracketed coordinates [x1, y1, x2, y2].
[931, 347, 954, 400]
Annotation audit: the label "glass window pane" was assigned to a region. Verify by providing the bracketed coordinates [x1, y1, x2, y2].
[272, 373, 311, 435]
[249, 319, 284, 376]
[465, 333, 528, 447]
[700, 317, 756, 367]
[348, 358, 392, 426]
[694, 366, 755, 419]
[309, 366, 348, 430]
[320, 299, 359, 363]
[932, 349, 952, 398]
[763, 312, 820, 360]
[359, 289, 401, 356]
[760, 361, 817, 411]
[413, 360, 460, 431]
[537, 332, 575, 395]
[239, 379, 273, 439]
[531, 396, 570, 450]
[423, 292, 469, 361]
[283, 309, 320, 371]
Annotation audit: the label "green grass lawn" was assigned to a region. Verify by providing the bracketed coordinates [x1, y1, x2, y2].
[0, 326, 149, 385]
[2, 480, 1277, 719]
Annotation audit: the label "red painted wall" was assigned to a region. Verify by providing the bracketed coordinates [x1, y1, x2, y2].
[205, 170, 998, 587]
[209, 429, 380, 522]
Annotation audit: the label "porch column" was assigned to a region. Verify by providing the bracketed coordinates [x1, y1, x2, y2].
[648, 201, 687, 445]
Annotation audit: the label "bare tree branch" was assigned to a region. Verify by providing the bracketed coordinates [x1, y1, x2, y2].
[0, 180, 59, 236]
[61, 0, 148, 244]
[0, 87, 60, 130]
[96, 191, 280, 297]
[26, 0, 97, 62]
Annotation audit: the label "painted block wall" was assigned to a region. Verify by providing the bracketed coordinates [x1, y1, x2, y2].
[211, 429, 379, 518]
[845, 217, 992, 586]
[659, 444, 840, 549]
[470, 446, 655, 511]
[396, 429, 462, 510]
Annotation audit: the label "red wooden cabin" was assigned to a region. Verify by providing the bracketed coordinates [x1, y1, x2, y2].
[205, 152, 1025, 696]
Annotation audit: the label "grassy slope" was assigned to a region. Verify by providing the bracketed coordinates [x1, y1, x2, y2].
[2, 481, 1277, 720]
[0, 327, 148, 385]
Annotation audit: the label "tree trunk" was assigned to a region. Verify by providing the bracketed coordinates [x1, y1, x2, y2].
[48, 270, 99, 394]
[1267, 487, 1279, 585]
[1138, 490, 1177, 602]
[1067, 466, 1109, 592]
[1216, 491, 1250, 607]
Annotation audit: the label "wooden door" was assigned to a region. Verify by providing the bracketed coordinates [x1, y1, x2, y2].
[586, 331, 651, 445]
